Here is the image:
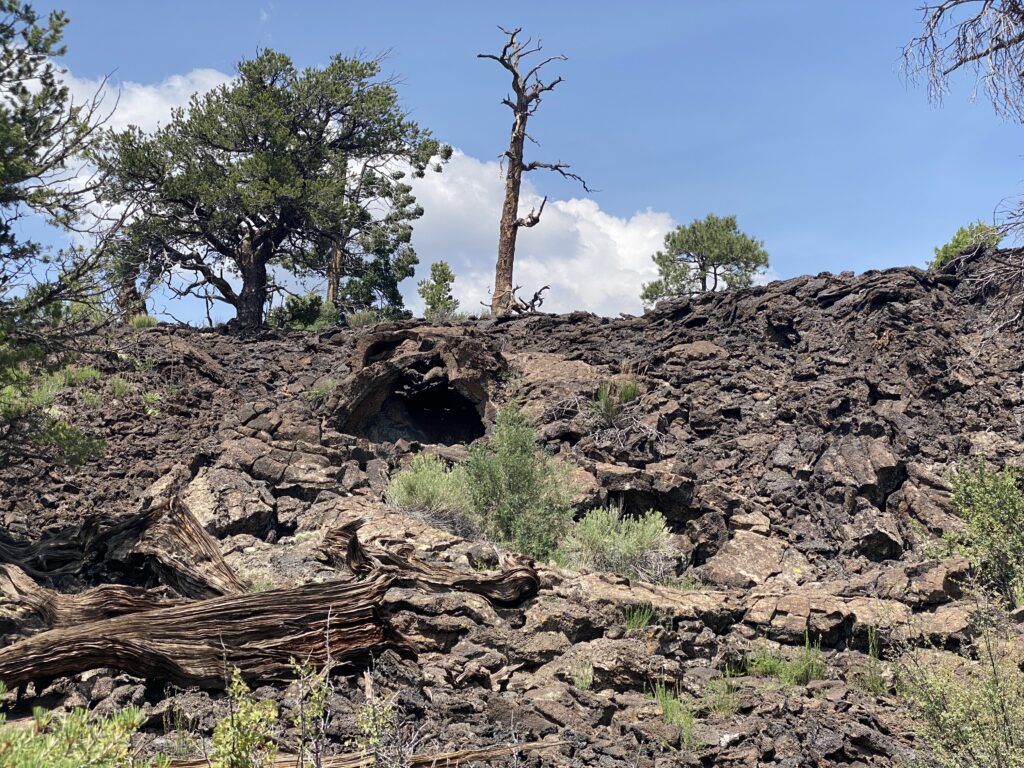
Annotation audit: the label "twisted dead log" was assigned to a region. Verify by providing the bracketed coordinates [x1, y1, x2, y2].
[0, 466, 244, 599]
[168, 741, 561, 767]
[0, 575, 392, 689]
[320, 518, 540, 606]
[0, 563, 177, 636]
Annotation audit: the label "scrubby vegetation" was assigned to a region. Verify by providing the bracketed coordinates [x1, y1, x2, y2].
[650, 680, 695, 747]
[0, 683, 163, 767]
[387, 405, 574, 559]
[591, 379, 641, 425]
[268, 293, 340, 331]
[744, 634, 827, 686]
[561, 506, 672, 582]
[950, 460, 1024, 607]
[899, 618, 1024, 768]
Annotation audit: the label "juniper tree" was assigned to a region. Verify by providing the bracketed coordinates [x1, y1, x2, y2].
[640, 214, 769, 306]
[96, 50, 449, 328]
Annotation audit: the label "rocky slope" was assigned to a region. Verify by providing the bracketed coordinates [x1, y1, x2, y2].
[2, 252, 1022, 766]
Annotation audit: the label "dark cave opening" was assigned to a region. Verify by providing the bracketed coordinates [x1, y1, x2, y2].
[352, 374, 486, 445]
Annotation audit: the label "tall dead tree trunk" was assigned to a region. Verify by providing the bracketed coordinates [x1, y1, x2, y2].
[479, 27, 591, 314]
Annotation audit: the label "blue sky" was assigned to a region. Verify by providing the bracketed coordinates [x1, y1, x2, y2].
[36, 0, 1024, 317]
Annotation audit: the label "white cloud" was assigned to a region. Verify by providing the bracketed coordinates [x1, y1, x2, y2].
[67, 69, 232, 133]
[61, 67, 683, 319]
[407, 152, 675, 316]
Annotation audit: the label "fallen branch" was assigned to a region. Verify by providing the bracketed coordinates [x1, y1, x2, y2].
[0, 467, 244, 599]
[168, 741, 563, 767]
[320, 518, 539, 606]
[0, 563, 177, 636]
[0, 575, 392, 689]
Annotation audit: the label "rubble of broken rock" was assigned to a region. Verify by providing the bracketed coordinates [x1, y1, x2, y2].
[2, 253, 1022, 766]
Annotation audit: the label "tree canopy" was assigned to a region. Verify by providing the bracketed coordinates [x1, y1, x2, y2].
[418, 260, 459, 322]
[0, 0, 109, 464]
[931, 220, 1003, 268]
[96, 49, 449, 329]
[640, 214, 769, 306]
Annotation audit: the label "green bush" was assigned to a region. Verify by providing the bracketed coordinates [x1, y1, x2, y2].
[343, 309, 380, 329]
[462, 406, 574, 559]
[386, 453, 473, 516]
[561, 506, 672, 582]
[930, 220, 1002, 269]
[386, 406, 575, 559]
[128, 313, 158, 329]
[591, 379, 641, 424]
[0, 682, 164, 767]
[268, 293, 339, 330]
[650, 680, 695, 747]
[899, 623, 1024, 768]
[211, 668, 278, 768]
[950, 460, 1024, 607]
[623, 602, 656, 630]
[306, 378, 337, 404]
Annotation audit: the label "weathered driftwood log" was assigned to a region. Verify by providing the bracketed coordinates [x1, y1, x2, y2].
[0, 466, 244, 599]
[102, 468, 245, 598]
[320, 518, 540, 606]
[168, 741, 560, 767]
[0, 563, 177, 636]
[0, 575, 392, 689]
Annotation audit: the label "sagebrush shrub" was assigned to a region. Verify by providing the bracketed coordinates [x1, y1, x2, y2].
[386, 406, 575, 559]
[899, 622, 1024, 768]
[386, 452, 474, 528]
[951, 460, 1024, 607]
[561, 506, 672, 582]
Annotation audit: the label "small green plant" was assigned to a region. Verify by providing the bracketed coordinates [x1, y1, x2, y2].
[60, 365, 102, 386]
[110, 375, 132, 399]
[141, 390, 162, 418]
[705, 672, 740, 715]
[560, 505, 672, 582]
[241, 569, 276, 593]
[268, 293, 338, 330]
[951, 459, 1024, 607]
[930, 220, 1003, 268]
[344, 309, 380, 329]
[128, 313, 159, 329]
[859, 625, 886, 695]
[210, 668, 278, 768]
[418, 261, 460, 322]
[306, 378, 337, 404]
[462, 405, 575, 560]
[161, 700, 200, 760]
[624, 602, 656, 630]
[668, 573, 706, 591]
[570, 655, 594, 691]
[745, 633, 827, 686]
[650, 680, 695, 748]
[289, 656, 332, 767]
[348, 671, 397, 756]
[0, 682, 165, 767]
[80, 389, 102, 408]
[591, 378, 642, 424]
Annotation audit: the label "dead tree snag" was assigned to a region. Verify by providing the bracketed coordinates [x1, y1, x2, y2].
[479, 27, 591, 314]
